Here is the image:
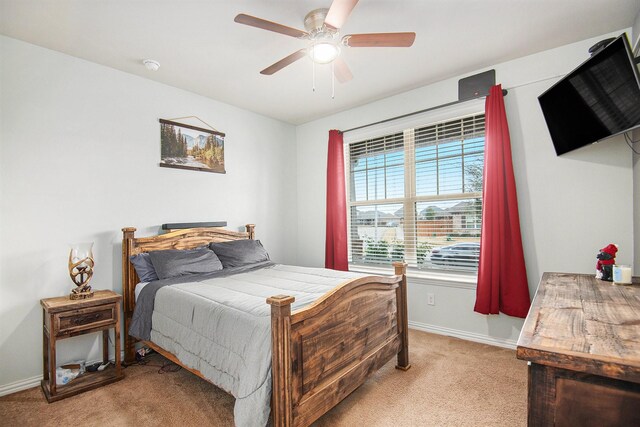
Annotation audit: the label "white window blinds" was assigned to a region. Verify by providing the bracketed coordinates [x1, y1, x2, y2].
[347, 113, 485, 272]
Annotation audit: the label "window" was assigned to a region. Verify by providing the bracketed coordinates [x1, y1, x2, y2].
[347, 113, 485, 272]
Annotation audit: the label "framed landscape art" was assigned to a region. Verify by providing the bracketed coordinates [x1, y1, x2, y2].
[159, 119, 225, 173]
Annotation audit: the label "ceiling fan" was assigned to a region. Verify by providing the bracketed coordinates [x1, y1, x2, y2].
[234, 0, 416, 84]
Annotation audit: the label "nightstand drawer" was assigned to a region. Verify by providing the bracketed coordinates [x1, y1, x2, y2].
[56, 304, 116, 335]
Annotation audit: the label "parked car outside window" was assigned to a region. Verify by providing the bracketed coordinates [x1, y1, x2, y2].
[428, 242, 480, 269]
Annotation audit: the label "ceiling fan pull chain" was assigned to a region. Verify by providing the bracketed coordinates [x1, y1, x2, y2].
[332, 61, 335, 99]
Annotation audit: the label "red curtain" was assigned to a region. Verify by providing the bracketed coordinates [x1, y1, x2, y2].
[325, 129, 349, 271]
[474, 85, 530, 318]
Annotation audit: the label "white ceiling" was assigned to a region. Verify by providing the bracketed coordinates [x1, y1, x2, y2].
[1, 0, 639, 125]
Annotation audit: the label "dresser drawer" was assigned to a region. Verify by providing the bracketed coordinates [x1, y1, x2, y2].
[55, 304, 116, 336]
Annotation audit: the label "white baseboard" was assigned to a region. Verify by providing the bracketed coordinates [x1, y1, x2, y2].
[0, 374, 42, 397]
[408, 320, 517, 349]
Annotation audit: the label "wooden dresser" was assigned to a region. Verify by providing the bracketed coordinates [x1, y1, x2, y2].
[517, 272, 640, 426]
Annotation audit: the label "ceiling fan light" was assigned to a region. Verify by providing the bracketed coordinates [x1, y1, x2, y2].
[309, 42, 340, 64]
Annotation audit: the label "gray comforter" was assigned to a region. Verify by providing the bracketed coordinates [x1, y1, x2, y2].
[130, 264, 364, 427]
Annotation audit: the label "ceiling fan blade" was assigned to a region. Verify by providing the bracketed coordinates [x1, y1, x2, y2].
[234, 14, 308, 38]
[260, 50, 307, 75]
[343, 32, 416, 47]
[333, 57, 353, 83]
[324, 0, 359, 29]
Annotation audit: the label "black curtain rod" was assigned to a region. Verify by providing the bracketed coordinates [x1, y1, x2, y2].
[339, 89, 508, 135]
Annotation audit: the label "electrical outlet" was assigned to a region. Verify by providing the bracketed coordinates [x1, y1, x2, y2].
[427, 293, 435, 306]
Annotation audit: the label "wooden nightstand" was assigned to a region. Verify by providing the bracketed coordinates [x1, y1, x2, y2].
[41, 290, 124, 402]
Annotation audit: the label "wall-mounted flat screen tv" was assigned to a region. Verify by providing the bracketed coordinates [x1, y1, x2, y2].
[538, 33, 640, 156]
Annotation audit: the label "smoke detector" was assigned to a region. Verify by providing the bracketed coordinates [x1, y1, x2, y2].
[142, 59, 160, 71]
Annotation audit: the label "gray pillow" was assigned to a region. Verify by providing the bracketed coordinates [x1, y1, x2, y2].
[148, 246, 223, 279]
[209, 240, 270, 268]
[129, 253, 159, 282]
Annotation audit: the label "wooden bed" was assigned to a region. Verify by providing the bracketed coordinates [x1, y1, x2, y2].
[122, 224, 410, 427]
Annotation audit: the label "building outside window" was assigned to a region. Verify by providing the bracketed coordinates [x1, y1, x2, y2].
[346, 112, 485, 273]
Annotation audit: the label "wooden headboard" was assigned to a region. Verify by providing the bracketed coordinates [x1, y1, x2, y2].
[121, 224, 255, 363]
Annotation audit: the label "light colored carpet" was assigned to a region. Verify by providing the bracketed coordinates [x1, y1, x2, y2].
[0, 330, 527, 426]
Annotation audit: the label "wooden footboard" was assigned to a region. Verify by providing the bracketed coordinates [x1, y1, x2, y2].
[267, 262, 410, 427]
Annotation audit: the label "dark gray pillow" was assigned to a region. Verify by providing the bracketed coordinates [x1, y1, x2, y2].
[209, 240, 270, 268]
[129, 253, 159, 282]
[148, 246, 223, 279]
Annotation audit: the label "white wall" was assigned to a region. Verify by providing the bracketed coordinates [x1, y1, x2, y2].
[0, 35, 298, 390]
[633, 8, 640, 49]
[295, 29, 635, 346]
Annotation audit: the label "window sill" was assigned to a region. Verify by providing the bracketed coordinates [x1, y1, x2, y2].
[349, 264, 477, 290]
